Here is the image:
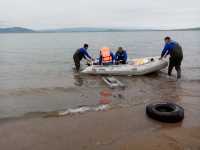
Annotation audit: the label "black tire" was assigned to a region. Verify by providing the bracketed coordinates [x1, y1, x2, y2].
[146, 102, 184, 123]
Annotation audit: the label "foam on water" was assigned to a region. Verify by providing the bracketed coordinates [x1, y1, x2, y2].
[58, 104, 110, 116]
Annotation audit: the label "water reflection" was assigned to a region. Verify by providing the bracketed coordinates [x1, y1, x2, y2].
[99, 89, 112, 104]
[159, 78, 184, 103]
[73, 73, 83, 86]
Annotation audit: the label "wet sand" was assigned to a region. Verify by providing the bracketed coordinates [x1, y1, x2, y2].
[0, 105, 200, 150]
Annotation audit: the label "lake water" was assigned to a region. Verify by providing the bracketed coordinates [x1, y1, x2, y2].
[0, 31, 200, 119]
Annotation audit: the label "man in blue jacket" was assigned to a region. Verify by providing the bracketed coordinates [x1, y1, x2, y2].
[160, 36, 183, 79]
[73, 44, 93, 71]
[115, 47, 127, 64]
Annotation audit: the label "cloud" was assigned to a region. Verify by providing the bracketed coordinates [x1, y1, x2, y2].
[0, 20, 9, 27]
[0, 0, 199, 29]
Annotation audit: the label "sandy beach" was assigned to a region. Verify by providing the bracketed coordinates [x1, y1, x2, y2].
[0, 104, 200, 150]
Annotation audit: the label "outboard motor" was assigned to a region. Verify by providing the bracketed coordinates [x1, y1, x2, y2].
[150, 58, 154, 61]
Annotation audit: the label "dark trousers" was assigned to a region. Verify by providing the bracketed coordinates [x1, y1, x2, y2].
[168, 57, 182, 79]
[73, 55, 81, 71]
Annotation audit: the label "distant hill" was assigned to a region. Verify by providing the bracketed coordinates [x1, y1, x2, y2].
[0, 27, 35, 33]
[175, 27, 200, 31]
[38, 27, 134, 33]
[0, 26, 200, 33]
[37, 27, 200, 32]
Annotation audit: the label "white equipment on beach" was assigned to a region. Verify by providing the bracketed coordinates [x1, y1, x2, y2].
[81, 56, 168, 76]
[102, 77, 125, 89]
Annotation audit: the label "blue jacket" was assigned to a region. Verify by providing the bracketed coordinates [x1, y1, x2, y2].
[115, 50, 127, 62]
[99, 52, 115, 65]
[161, 41, 177, 57]
[79, 48, 92, 59]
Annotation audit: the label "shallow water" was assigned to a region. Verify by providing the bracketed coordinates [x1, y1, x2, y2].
[0, 31, 200, 118]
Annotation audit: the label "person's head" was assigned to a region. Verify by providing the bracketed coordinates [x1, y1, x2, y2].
[83, 43, 89, 49]
[164, 36, 171, 44]
[118, 47, 123, 52]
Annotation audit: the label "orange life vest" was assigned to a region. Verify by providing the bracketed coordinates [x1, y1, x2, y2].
[100, 47, 112, 63]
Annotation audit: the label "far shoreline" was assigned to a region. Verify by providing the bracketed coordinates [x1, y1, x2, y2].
[1, 30, 200, 34]
[0, 27, 200, 34]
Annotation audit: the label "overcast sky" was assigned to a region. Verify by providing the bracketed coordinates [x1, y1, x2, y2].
[0, 0, 199, 29]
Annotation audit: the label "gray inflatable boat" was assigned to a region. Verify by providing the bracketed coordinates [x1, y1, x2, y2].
[81, 56, 168, 76]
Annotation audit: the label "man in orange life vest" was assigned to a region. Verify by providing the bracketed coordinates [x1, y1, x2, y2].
[99, 47, 115, 65]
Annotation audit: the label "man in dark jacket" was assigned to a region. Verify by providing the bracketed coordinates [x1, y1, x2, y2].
[73, 44, 93, 71]
[115, 47, 127, 64]
[160, 36, 183, 79]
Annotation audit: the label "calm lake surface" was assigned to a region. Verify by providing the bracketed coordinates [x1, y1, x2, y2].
[0, 31, 200, 119]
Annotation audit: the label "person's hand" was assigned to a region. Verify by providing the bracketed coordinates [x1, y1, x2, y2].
[164, 55, 167, 58]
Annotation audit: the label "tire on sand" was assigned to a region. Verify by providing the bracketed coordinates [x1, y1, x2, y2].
[146, 102, 184, 123]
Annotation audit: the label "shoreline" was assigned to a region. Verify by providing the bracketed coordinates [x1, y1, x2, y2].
[0, 103, 200, 150]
